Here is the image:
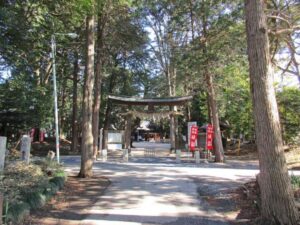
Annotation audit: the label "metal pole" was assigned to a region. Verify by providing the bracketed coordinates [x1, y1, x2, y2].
[51, 35, 60, 163]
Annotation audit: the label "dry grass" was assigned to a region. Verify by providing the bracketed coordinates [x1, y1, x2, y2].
[285, 146, 300, 169]
[225, 143, 300, 169]
[1, 162, 48, 204]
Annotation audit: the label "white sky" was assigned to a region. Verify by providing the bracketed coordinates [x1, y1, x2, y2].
[0, 69, 11, 82]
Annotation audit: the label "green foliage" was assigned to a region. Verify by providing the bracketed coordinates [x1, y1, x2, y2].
[44, 182, 60, 197]
[0, 0, 149, 137]
[50, 176, 66, 190]
[0, 0, 84, 136]
[23, 192, 47, 209]
[291, 175, 300, 189]
[0, 75, 53, 131]
[53, 169, 66, 177]
[0, 0, 298, 149]
[6, 201, 30, 224]
[216, 61, 254, 139]
[191, 91, 209, 124]
[277, 87, 300, 144]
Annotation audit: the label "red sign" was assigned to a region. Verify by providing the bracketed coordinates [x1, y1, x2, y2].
[189, 125, 198, 151]
[39, 130, 45, 142]
[206, 124, 214, 150]
[30, 128, 35, 142]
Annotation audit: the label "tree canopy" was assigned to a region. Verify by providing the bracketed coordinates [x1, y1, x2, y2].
[0, 0, 299, 144]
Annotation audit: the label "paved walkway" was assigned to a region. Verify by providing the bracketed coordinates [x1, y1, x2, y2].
[62, 153, 262, 225]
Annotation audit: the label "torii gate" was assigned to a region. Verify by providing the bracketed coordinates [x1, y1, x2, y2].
[107, 95, 193, 150]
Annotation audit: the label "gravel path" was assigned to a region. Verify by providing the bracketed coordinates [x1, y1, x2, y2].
[62, 152, 260, 225]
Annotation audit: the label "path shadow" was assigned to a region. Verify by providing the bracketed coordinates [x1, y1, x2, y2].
[28, 176, 110, 224]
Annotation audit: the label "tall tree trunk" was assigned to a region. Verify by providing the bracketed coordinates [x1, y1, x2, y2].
[71, 51, 79, 152]
[207, 94, 212, 123]
[167, 69, 176, 151]
[34, 67, 41, 86]
[202, 12, 224, 162]
[206, 72, 224, 162]
[43, 60, 52, 85]
[59, 68, 67, 138]
[92, 14, 105, 158]
[245, 0, 298, 224]
[79, 13, 95, 178]
[184, 75, 191, 122]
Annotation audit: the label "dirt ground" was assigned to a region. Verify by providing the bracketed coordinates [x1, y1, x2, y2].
[228, 181, 260, 225]
[223, 143, 300, 224]
[204, 180, 261, 225]
[25, 175, 110, 225]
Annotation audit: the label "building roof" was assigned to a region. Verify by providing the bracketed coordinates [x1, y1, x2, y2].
[108, 95, 193, 106]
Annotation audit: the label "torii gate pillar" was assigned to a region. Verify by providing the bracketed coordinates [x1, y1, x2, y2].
[125, 114, 133, 151]
[170, 113, 176, 151]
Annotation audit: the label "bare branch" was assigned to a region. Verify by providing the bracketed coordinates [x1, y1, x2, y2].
[267, 15, 292, 26]
[276, 62, 298, 76]
[269, 25, 300, 35]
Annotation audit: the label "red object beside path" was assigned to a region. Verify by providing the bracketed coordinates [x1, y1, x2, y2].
[206, 124, 214, 150]
[189, 125, 198, 151]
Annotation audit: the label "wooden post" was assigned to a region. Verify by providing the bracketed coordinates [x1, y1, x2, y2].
[21, 135, 31, 164]
[0, 136, 7, 172]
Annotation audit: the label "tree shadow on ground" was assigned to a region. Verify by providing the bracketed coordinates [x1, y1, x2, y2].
[28, 175, 110, 224]
[39, 157, 260, 224]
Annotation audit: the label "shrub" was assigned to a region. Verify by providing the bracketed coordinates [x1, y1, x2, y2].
[44, 182, 60, 198]
[33, 158, 64, 177]
[2, 162, 48, 203]
[1, 160, 67, 224]
[23, 192, 47, 209]
[50, 176, 65, 190]
[291, 175, 300, 189]
[53, 169, 66, 178]
[277, 87, 300, 144]
[6, 201, 30, 224]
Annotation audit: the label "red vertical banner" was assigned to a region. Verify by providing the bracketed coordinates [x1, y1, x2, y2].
[30, 128, 35, 142]
[206, 124, 214, 150]
[189, 125, 198, 151]
[39, 129, 45, 142]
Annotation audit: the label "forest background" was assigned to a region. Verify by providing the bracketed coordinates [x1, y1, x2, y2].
[0, 0, 299, 147]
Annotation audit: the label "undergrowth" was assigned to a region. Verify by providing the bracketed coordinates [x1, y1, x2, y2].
[0, 159, 66, 224]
